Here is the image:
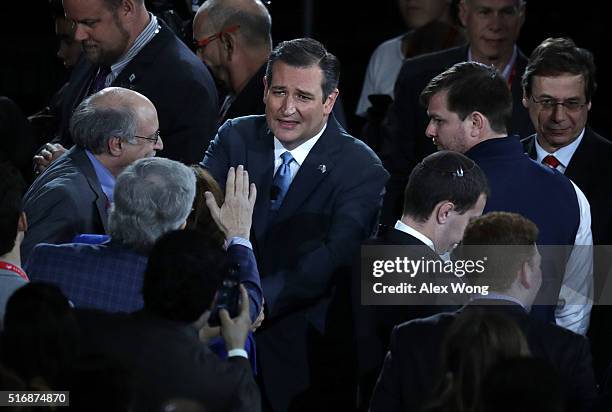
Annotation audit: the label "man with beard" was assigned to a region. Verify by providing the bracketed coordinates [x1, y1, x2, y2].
[35, 0, 217, 171]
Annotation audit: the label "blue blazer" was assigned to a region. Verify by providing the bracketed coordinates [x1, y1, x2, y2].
[202, 114, 389, 410]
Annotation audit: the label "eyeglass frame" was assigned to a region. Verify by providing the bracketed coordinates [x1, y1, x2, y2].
[133, 129, 161, 145]
[193, 24, 240, 52]
[530, 95, 588, 112]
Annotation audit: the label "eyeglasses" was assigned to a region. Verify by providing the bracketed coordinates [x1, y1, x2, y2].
[530, 96, 588, 112]
[134, 129, 161, 145]
[193, 25, 240, 52]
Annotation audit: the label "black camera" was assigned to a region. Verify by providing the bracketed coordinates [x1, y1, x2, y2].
[208, 263, 241, 327]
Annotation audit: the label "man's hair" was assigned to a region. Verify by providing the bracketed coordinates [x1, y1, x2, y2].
[109, 158, 196, 253]
[522, 37, 597, 102]
[403, 151, 489, 222]
[142, 230, 227, 323]
[0, 162, 25, 256]
[458, 212, 539, 292]
[205, 0, 272, 50]
[186, 166, 225, 249]
[266, 38, 340, 102]
[69, 89, 139, 154]
[420, 61, 513, 135]
[1, 282, 79, 388]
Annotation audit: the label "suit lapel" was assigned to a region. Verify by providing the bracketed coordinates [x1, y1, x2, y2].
[273, 121, 339, 223]
[250, 124, 275, 244]
[72, 149, 110, 232]
[564, 128, 593, 189]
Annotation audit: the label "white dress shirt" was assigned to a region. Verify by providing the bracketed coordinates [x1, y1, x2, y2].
[273, 123, 327, 181]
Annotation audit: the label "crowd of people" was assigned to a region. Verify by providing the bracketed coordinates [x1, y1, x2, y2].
[1, 0, 611, 411]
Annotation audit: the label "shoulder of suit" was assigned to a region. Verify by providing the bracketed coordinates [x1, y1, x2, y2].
[393, 311, 454, 338]
[398, 45, 465, 79]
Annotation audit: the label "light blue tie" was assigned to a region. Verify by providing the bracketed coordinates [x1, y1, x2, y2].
[270, 151, 294, 211]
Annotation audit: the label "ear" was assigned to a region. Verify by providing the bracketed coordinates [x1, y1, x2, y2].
[18, 212, 28, 233]
[118, 0, 136, 17]
[221, 32, 235, 60]
[518, 1, 526, 29]
[323, 89, 339, 115]
[435, 201, 454, 224]
[517, 260, 533, 289]
[522, 88, 529, 108]
[108, 136, 124, 157]
[263, 75, 269, 103]
[458, 0, 468, 27]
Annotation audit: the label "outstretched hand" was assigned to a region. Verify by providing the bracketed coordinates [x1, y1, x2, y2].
[205, 165, 257, 240]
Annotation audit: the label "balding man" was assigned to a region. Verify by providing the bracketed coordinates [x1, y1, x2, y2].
[22, 87, 163, 261]
[193, 0, 272, 124]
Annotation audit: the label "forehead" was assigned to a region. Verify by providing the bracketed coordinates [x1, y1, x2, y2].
[531, 74, 586, 98]
[427, 90, 451, 112]
[467, 0, 520, 10]
[193, 9, 212, 37]
[269, 62, 324, 93]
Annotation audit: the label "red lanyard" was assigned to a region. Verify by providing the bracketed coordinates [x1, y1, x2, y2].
[0, 261, 29, 282]
[506, 63, 517, 89]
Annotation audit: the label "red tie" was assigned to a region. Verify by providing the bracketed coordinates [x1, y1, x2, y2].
[542, 155, 561, 169]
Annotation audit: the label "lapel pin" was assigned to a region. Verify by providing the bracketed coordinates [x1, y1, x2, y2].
[129, 73, 136, 82]
[317, 164, 327, 174]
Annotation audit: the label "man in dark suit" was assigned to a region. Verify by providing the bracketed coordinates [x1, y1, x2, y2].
[520, 37, 612, 381]
[354, 150, 489, 407]
[193, 0, 270, 125]
[420, 61, 593, 335]
[380, 0, 533, 225]
[202, 38, 389, 411]
[76, 230, 261, 412]
[370, 212, 597, 412]
[35, 0, 217, 171]
[22, 87, 163, 262]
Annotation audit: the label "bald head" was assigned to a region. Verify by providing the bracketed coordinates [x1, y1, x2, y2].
[194, 0, 272, 50]
[70, 87, 159, 155]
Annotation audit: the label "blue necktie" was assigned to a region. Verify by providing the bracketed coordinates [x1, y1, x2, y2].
[270, 151, 294, 211]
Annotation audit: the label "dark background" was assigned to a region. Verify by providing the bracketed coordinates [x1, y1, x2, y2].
[1, 0, 609, 138]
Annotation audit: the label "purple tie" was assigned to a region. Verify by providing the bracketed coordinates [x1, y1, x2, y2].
[88, 66, 111, 95]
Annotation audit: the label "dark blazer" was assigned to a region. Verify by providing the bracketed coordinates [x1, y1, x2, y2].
[353, 227, 457, 409]
[21, 147, 108, 262]
[57, 19, 218, 164]
[76, 309, 261, 412]
[379, 45, 534, 225]
[202, 114, 389, 411]
[370, 300, 597, 412]
[220, 64, 267, 125]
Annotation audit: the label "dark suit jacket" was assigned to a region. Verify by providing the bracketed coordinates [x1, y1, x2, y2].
[353, 227, 457, 408]
[57, 19, 218, 164]
[221, 64, 266, 125]
[379, 45, 534, 225]
[202, 114, 389, 411]
[370, 300, 597, 412]
[21, 147, 108, 262]
[76, 309, 261, 412]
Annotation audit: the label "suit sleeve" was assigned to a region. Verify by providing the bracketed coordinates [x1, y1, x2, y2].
[263, 159, 389, 319]
[566, 335, 598, 412]
[227, 243, 263, 323]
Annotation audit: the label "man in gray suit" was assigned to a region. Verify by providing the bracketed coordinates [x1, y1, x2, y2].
[21, 87, 163, 262]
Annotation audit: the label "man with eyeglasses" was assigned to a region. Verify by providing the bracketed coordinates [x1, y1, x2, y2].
[34, 0, 218, 173]
[521, 37, 612, 380]
[421, 61, 593, 336]
[21, 87, 163, 262]
[379, 0, 534, 227]
[193, 0, 272, 126]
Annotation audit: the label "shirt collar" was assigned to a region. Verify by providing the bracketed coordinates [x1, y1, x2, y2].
[534, 128, 585, 169]
[273, 122, 327, 166]
[471, 292, 527, 310]
[110, 13, 159, 76]
[467, 45, 517, 81]
[85, 150, 116, 202]
[394, 220, 436, 252]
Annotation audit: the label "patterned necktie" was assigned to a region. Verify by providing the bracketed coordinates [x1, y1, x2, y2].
[542, 154, 561, 170]
[270, 151, 294, 211]
[88, 66, 111, 96]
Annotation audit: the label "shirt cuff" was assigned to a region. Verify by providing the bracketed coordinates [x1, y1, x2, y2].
[227, 348, 248, 359]
[227, 237, 252, 250]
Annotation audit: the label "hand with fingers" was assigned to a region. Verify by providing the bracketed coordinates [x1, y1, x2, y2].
[34, 143, 66, 174]
[219, 285, 252, 351]
[205, 165, 257, 240]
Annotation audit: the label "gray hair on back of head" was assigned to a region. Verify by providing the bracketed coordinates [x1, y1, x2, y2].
[109, 157, 196, 253]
